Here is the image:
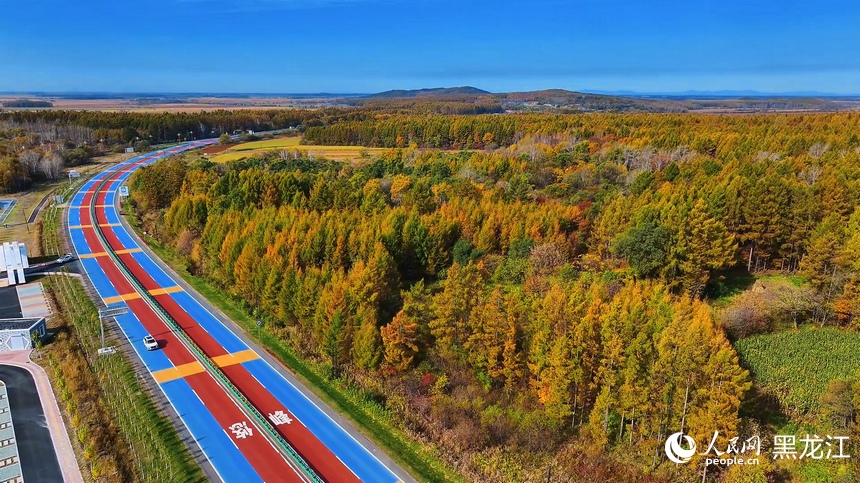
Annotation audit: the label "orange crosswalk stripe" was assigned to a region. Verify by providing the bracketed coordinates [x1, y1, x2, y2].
[102, 286, 182, 304]
[152, 350, 260, 383]
[79, 248, 143, 259]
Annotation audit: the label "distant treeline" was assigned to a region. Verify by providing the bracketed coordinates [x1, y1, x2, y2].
[2, 99, 53, 108]
[0, 109, 357, 144]
[304, 112, 860, 150]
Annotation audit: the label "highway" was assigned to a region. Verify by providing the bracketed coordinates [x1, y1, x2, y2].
[68, 143, 403, 482]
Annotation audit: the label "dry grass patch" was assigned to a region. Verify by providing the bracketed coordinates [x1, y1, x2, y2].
[210, 136, 387, 163]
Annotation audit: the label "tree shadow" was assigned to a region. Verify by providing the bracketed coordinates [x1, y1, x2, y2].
[706, 268, 757, 302]
[739, 384, 790, 428]
[28, 255, 59, 265]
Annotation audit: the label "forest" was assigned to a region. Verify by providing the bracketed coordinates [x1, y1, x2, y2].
[126, 111, 860, 482]
[0, 109, 328, 193]
[0, 124, 91, 192]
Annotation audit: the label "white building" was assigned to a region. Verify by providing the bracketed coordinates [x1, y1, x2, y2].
[0, 242, 28, 286]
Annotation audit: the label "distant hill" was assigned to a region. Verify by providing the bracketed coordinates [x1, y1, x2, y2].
[367, 86, 491, 99]
[363, 87, 683, 112]
[363, 86, 859, 113]
[497, 89, 680, 112]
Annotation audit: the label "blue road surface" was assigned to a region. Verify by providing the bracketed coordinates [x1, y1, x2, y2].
[127, 232, 401, 481]
[68, 142, 258, 482]
[243, 358, 398, 483]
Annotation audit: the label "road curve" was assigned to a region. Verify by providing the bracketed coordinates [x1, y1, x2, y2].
[28, 187, 56, 223]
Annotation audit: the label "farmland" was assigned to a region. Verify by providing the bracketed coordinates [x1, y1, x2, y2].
[735, 327, 860, 413]
[0, 95, 353, 112]
[209, 136, 388, 163]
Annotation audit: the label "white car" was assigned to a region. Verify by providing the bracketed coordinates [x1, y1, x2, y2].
[142, 335, 159, 351]
[56, 253, 74, 264]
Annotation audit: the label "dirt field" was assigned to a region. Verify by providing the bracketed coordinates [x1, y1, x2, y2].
[200, 144, 231, 156]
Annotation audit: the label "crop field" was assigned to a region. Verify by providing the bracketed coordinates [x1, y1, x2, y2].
[734, 327, 860, 412]
[229, 137, 304, 150]
[209, 136, 387, 163]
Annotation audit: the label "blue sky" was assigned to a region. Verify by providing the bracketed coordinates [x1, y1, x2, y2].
[1, 0, 858, 94]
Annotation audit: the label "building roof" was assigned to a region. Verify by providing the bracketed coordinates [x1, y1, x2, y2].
[0, 318, 43, 331]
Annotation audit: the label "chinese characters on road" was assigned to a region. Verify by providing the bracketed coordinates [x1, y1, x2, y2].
[228, 410, 293, 440]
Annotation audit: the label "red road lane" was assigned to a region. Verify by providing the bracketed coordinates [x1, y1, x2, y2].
[81, 163, 305, 483]
[184, 372, 305, 483]
[91, 160, 360, 482]
[220, 364, 361, 482]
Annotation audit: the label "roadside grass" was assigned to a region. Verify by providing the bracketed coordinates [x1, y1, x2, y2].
[131, 225, 462, 483]
[40, 193, 205, 483]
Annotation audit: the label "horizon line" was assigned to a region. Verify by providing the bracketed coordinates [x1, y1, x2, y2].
[2, 89, 860, 99]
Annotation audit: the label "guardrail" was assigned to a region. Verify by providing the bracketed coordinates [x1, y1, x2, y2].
[87, 152, 323, 483]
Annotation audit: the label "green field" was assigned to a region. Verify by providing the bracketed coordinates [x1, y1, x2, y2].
[210, 136, 387, 163]
[735, 327, 860, 412]
[711, 272, 810, 307]
[229, 137, 303, 150]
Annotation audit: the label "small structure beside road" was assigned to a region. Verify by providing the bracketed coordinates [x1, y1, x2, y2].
[0, 319, 45, 352]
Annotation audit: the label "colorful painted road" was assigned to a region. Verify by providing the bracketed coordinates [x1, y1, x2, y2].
[68, 142, 402, 483]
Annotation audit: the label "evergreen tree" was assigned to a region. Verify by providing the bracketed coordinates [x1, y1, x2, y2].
[671, 198, 736, 297]
[430, 262, 483, 356]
